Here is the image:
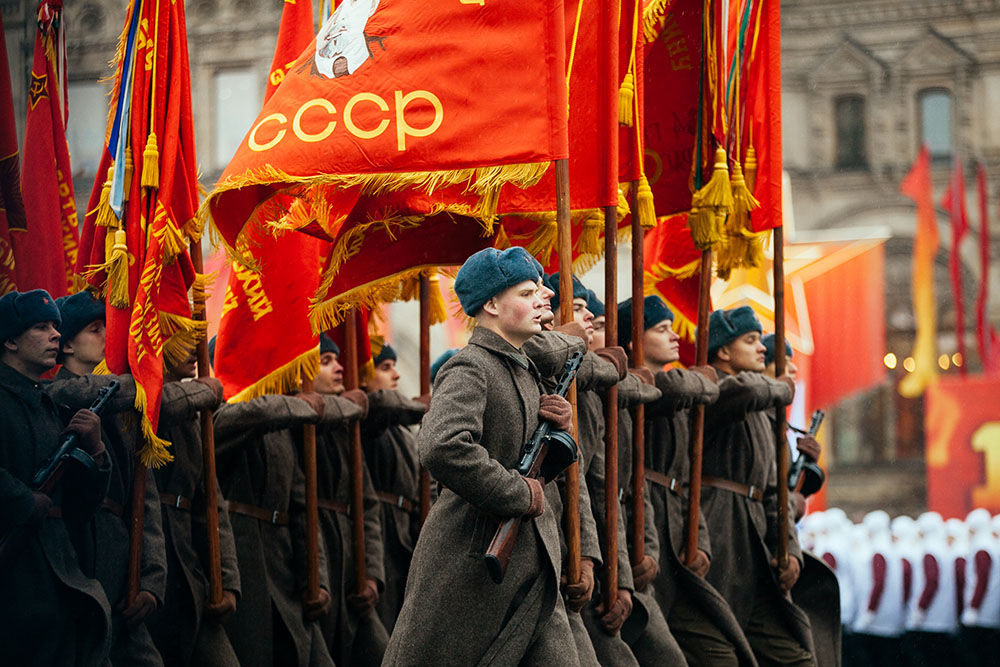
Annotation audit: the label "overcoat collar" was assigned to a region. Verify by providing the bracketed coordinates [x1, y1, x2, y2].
[468, 327, 532, 371]
[0, 361, 47, 407]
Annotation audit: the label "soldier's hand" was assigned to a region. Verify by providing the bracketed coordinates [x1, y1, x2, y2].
[771, 555, 801, 593]
[342, 388, 369, 419]
[553, 322, 588, 342]
[687, 549, 710, 578]
[412, 394, 431, 410]
[776, 374, 796, 400]
[301, 587, 332, 621]
[563, 558, 595, 612]
[120, 590, 158, 627]
[594, 346, 628, 380]
[596, 588, 633, 635]
[631, 554, 658, 591]
[30, 491, 53, 525]
[523, 477, 545, 519]
[538, 394, 573, 433]
[194, 377, 225, 407]
[62, 409, 105, 459]
[297, 391, 326, 419]
[629, 367, 655, 386]
[796, 435, 821, 461]
[346, 579, 379, 614]
[691, 365, 718, 384]
[204, 590, 237, 624]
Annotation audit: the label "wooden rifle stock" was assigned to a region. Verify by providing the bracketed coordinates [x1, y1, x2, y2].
[484, 451, 548, 584]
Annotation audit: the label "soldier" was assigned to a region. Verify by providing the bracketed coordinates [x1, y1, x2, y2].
[149, 352, 242, 666]
[702, 305, 816, 666]
[359, 337, 428, 632]
[0, 289, 113, 666]
[384, 246, 580, 665]
[213, 383, 340, 667]
[46, 291, 167, 666]
[309, 332, 390, 667]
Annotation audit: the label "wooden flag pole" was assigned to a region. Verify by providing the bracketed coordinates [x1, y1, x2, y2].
[773, 226, 790, 568]
[685, 248, 712, 566]
[555, 159, 582, 587]
[301, 369, 321, 600]
[189, 240, 224, 605]
[603, 197, 620, 610]
[343, 308, 368, 594]
[418, 272, 432, 524]
[629, 185, 645, 566]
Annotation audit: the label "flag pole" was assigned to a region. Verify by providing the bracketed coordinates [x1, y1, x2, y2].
[344, 308, 368, 594]
[301, 368, 321, 600]
[773, 226, 790, 568]
[190, 240, 224, 605]
[685, 248, 712, 566]
[555, 158, 582, 587]
[603, 189, 620, 611]
[418, 272, 432, 524]
[629, 185, 645, 566]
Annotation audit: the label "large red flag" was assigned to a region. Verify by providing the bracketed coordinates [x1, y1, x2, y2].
[0, 12, 23, 295]
[205, 0, 569, 251]
[941, 159, 969, 376]
[16, 0, 79, 297]
[977, 164, 999, 373]
[744, 0, 781, 233]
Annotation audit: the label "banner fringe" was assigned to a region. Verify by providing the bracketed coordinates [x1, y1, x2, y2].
[227, 345, 320, 404]
[134, 381, 173, 468]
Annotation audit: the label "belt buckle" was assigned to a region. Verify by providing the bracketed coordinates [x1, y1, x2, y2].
[271, 510, 280, 524]
[175, 495, 184, 509]
[396, 495, 405, 509]
[748, 485, 758, 500]
[669, 478, 679, 492]
[618, 488, 624, 503]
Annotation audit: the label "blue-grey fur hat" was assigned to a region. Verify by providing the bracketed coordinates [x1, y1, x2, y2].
[0, 289, 61, 342]
[548, 272, 590, 316]
[761, 333, 793, 367]
[616, 295, 674, 349]
[586, 289, 605, 318]
[707, 306, 762, 358]
[430, 348, 459, 384]
[454, 247, 543, 316]
[319, 332, 340, 356]
[56, 291, 105, 344]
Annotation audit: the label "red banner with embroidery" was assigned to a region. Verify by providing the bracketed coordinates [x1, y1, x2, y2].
[941, 159, 969, 376]
[0, 12, 22, 294]
[204, 0, 569, 251]
[742, 0, 781, 232]
[644, 212, 703, 366]
[16, 0, 78, 297]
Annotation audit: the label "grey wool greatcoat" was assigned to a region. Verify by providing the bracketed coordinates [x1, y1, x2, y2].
[383, 327, 584, 667]
[309, 392, 387, 667]
[214, 394, 336, 667]
[360, 388, 425, 633]
[149, 379, 242, 667]
[644, 367, 758, 666]
[0, 362, 113, 667]
[701, 371, 815, 654]
[47, 370, 168, 666]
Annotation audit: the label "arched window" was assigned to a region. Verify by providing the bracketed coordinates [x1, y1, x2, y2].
[919, 88, 953, 160]
[834, 95, 867, 170]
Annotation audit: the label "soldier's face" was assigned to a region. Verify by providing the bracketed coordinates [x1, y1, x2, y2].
[538, 282, 555, 325]
[367, 358, 399, 392]
[719, 332, 766, 373]
[643, 319, 679, 366]
[571, 298, 594, 344]
[487, 279, 544, 342]
[315, 351, 345, 394]
[590, 316, 605, 350]
[64, 319, 106, 368]
[764, 358, 797, 381]
[5, 321, 60, 373]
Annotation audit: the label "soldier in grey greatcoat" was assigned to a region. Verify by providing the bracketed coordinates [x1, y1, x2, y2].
[384, 247, 579, 666]
[0, 289, 112, 667]
[702, 306, 816, 666]
[149, 353, 242, 666]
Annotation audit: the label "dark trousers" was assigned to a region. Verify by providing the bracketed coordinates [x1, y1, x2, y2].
[958, 626, 1000, 667]
[900, 630, 956, 667]
[852, 633, 903, 667]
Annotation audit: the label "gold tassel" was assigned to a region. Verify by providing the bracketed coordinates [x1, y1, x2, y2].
[618, 186, 631, 220]
[122, 151, 133, 202]
[494, 223, 511, 250]
[689, 147, 733, 250]
[576, 211, 604, 255]
[636, 174, 657, 230]
[744, 145, 757, 192]
[141, 132, 159, 190]
[618, 71, 635, 127]
[106, 229, 132, 308]
[428, 272, 448, 325]
[92, 165, 118, 228]
[526, 217, 558, 266]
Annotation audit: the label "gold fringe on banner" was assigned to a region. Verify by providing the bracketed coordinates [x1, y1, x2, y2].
[133, 381, 173, 468]
[160, 216, 189, 264]
[642, 0, 677, 41]
[93, 359, 111, 375]
[227, 346, 321, 404]
[526, 218, 559, 266]
[91, 165, 118, 228]
[191, 271, 216, 318]
[104, 229, 133, 308]
[159, 311, 210, 368]
[688, 147, 733, 249]
[494, 223, 511, 249]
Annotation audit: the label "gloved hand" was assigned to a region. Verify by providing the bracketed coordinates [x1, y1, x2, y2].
[412, 394, 431, 410]
[341, 388, 369, 419]
[523, 477, 545, 518]
[962, 608, 980, 626]
[691, 365, 718, 384]
[562, 558, 595, 612]
[907, 608, 926, 629]
[297, 391, 326, 419]
[346, 579, 379, 614]
[796, 435, 821, 461]
[194, 376, 225, 407]
[553, 322, 588, 342]
[771, 555, 802, 593]
[687, 549, 711, 578]
[62, 409, 105, 460]
[631, 554, 658, 591]
[538, 394, 573, 433]
[303, 587, 333, 621]
[120, 590, 158, 627]
[596, 588, 633, 635]
[594, 346, 628, 380]
[854, 609, 875, 631]
[204, 590, 238, 624]
[776, 374, 796, 401]
[629, 367, 655, 386]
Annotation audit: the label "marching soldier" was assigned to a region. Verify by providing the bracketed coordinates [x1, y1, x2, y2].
[384, 247, 580, 665]
[0, 289, 113, 666]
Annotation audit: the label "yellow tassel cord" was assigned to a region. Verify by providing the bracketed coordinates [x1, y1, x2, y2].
[576, 210, 604, 255]
[191, 271, 216, 318]
[91, 165, 118, 228]
[122, 151, 133, 202]
[427, 272, 448, 325]
[643, 0, 677, 41]
[619, 70, 635, 127]
[141, 132, 159, 190]
[160, 216, 188, 264]
[715, 160, 763, 280]
[133, 381, 173, 468]
[494, 223, 511, 250]
[159, 311, 209, 368]
[105, 229, 133, 308]
[636, 175, 657, 230]
[227, 346, 320, 404]
[689, 147, 732, 250]
[744, 144, 757, 191]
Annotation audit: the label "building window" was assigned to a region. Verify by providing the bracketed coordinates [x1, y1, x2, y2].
[66, 81, 107, 178]
[919, 88, 953, 161]
[213, 69, 262, 171]
[834, 95, 867, 170]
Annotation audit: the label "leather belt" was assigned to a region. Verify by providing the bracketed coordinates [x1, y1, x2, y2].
[317, 498, 350, 515]
[702, 476, 763, 502]
[644, 469, 685, 495]
[376, 491, 415, 513]
[101, 498, 124, 517]
[226, 500, 290, 526]
[160, 493, 192, 511]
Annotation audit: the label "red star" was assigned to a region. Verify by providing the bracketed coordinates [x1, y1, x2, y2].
[28, 72, 48, 109]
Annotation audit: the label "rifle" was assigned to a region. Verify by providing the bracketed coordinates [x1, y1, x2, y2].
[788, 409, 825, 495]
[0, 379, 121, 564]
[484, 350, 583, 584]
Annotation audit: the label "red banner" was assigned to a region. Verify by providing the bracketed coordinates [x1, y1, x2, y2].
[0, 12, 22, 294]
[16, 0, 79, 297]
[644, 212, 703, 366]
[206, 0, 569, 249]
[942, 160, 969, 375]
[926, 375, 1000, 517]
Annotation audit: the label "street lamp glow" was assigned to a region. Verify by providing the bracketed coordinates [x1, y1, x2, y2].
[903, 357, 916, 372]
[938, 354, 950, 370]
[952, 353, 963, 367]
[883, 352, 897, 369]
